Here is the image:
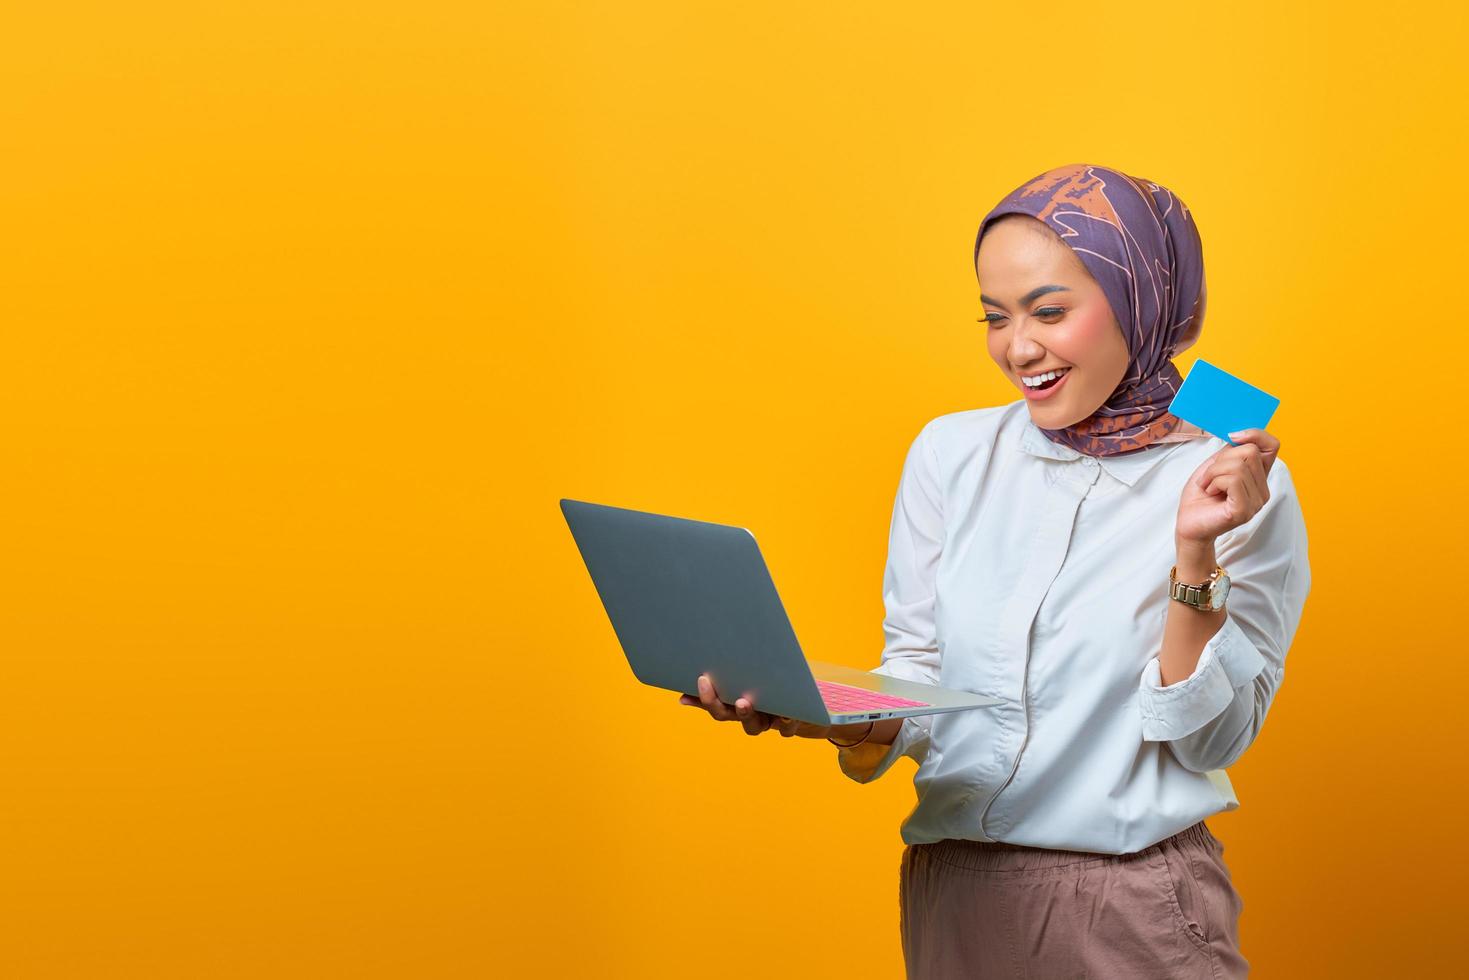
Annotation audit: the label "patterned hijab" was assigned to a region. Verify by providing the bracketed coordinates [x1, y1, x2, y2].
[974, 163, 1210, 457]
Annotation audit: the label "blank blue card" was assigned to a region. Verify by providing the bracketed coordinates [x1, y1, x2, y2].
[1168, 359, 1280, 445]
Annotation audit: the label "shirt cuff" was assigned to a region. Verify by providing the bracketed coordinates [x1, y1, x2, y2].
[836, 715, 927, 784]
[1138, 612, 1267, 742]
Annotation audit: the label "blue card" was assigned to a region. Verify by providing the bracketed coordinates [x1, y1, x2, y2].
[1168, 359, 1280, 445]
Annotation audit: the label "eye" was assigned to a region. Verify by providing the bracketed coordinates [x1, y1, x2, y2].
[978, 308, 1064, 328]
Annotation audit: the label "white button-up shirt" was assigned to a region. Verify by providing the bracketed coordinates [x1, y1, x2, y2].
[837, 400, 1311, 854]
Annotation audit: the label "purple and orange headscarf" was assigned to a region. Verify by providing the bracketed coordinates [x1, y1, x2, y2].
[975, 163, 1210, 457]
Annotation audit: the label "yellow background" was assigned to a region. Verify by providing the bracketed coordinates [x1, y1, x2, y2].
[4, 2, 1464, 976]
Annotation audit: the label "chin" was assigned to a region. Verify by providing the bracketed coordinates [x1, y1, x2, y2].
[1025, 401, 1085, 429]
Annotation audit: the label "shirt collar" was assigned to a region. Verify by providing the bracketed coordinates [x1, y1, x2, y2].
[1017, 416, 1188, 488]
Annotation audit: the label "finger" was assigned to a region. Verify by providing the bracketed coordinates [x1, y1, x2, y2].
[1193, 448, 1238, 491]
[1242, 472, 1264, 522]
[1202, 465, 1227, 495]
[1228, 429, 1280, 475]
[1217, 476, 1243, 521]
[735, 698, 771, 736]
[1233, 448, 1270, 499]
[1226, 427, 1253, 445]
[1203, 471, 1235, 499]
[699, 675, 735, 721]
[1192, 457, 1218, 492]
[1242, 452, 1268, 508]
[1227, 468, 1262, 524]
[1226, 471, 1255, 523]
[1229, 446, 1265, 507]
[1227, 428, 1279, 455]
[1207, 439, 1263, 477]
[1203, 448, 1255, 492]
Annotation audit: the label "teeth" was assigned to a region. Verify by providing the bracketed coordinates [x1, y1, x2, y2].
[1023, 369, 1069, 388]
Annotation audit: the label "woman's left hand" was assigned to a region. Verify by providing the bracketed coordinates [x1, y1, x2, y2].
[1175, 428, 1280, 544]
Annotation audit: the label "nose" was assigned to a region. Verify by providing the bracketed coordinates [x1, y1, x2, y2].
[1007, 316, 1046, 368]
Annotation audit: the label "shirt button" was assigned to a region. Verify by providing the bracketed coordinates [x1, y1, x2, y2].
[1082, 458, 1097, 467]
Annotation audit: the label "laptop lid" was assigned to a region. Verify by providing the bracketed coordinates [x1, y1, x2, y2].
[560, 498, 831, 724]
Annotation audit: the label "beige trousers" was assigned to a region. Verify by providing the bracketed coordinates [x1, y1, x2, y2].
[899, 820, 1247, 978]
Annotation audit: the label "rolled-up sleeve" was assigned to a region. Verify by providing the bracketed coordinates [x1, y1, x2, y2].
[1138, 458, 1311, 772]
[838, 422, 946, 784]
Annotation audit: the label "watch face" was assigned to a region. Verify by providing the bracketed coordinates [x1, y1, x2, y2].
[1209, 574, 1231, 611]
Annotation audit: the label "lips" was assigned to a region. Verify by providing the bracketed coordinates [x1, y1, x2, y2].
[1022, 368, 1072, 401]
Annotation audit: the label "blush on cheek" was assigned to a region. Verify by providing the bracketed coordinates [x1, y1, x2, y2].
[1059, 303, 1116, 359]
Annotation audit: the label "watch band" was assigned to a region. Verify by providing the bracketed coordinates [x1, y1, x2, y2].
[1169, 564, 1226, 610]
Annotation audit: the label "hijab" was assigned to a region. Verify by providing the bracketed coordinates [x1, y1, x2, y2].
[974, 163, 1210, 457]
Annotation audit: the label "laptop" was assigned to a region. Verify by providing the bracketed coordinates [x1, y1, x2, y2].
[560, 498, 1002, 726]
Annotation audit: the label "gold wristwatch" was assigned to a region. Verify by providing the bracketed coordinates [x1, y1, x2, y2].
[1169, 564, 1231, 612]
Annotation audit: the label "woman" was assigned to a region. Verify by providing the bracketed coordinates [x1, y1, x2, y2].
[680, 163, 1310, 978]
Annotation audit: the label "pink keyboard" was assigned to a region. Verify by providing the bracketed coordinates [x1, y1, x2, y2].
[817, 680, 930, 713]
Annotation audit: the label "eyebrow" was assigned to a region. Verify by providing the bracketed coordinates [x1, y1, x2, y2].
[980, 284, 1072, 309]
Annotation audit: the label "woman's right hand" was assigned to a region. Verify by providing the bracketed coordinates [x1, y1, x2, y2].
[679, 673, 833, 739]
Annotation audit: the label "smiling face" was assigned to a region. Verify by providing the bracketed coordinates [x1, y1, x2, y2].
[976, 215, 1131, 429]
